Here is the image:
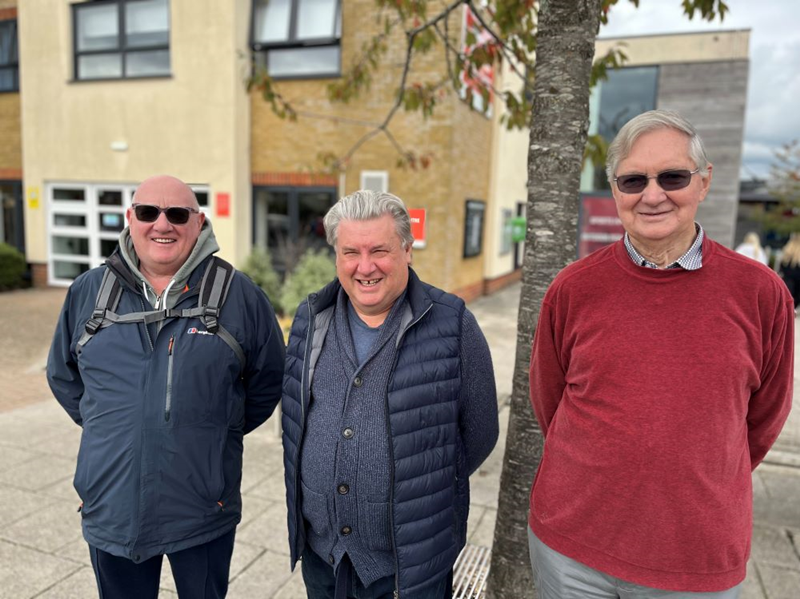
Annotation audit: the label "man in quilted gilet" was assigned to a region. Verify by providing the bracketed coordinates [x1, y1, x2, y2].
[282, 190, 499, 599]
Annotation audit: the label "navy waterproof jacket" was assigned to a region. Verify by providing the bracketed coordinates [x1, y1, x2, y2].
[282, 269, 473, 597]
[47, 252, 285, 563]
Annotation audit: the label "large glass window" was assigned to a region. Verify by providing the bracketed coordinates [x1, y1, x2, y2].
[252, 0, 341, 79]
[0, 19, 18, 92]
[590, 66, 659, 190]
[253, 186, 335, 274]
[73, 0, 170, 81]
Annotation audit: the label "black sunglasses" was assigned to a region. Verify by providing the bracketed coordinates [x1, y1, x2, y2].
[132, 204, 199, 225]
[614, 168, 700, 194]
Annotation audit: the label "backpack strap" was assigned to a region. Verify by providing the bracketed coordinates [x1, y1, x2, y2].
[77, 257, 246, 372]
[180, 257, 246, 371]
[76, 268, 123, 354]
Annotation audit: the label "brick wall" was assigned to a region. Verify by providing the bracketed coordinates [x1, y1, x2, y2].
[250, 0, 493, 295]
[0, 94, 22, 172]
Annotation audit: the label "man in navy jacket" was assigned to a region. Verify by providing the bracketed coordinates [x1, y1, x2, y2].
[48, 175, 285, 599]
[282, 190, 499, 598]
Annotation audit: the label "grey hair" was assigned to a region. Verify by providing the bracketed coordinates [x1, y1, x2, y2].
[323, 190, 415, 249]
[606, 109, 710, 183]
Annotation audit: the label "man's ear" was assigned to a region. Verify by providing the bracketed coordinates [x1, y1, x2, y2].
[699, 164, 713, 203]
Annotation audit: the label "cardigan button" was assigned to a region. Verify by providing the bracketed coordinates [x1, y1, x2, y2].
[337, 484, 350, 495]
[353, 376, 363, 387]
[341, 525, 352, 536]
[342, 427, 354, 439]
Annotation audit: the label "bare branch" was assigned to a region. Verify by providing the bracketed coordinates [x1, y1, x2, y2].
[466, 0, 531, 81]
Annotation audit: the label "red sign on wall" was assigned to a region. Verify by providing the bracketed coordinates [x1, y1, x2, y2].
[216, 193, 230, 218]
[579, 195, 624, 258]
[409, 208, 427, 248]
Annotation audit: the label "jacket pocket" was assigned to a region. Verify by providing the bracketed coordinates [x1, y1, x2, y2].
[300, 480, 332, 537]
[359, 496, 392, 551]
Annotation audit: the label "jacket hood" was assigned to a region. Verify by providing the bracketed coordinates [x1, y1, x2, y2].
[117, 218, 220, 308]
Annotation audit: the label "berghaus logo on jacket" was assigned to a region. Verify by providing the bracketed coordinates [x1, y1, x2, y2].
[187, 327, 214, 336]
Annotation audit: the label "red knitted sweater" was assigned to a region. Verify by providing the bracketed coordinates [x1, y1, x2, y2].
[529, 237, 794, 592]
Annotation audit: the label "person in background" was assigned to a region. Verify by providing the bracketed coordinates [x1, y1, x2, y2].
[735, 231, 768, 265]
[780, 233, 800, 308]
[528, 110, 794, 598]
[47, 175, 285, 599]
[282, 190, 499, 598]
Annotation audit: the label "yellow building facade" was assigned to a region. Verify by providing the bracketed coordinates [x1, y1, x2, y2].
[12, 0, 517, 299]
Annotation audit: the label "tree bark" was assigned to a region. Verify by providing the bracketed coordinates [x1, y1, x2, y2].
[485, 1, 602, 597]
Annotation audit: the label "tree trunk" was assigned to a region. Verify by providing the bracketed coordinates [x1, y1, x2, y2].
[485, 1, 602, 597]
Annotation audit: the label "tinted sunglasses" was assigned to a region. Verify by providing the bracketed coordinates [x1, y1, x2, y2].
[132, 204, 199, 225]
[614, 168, 700, 194]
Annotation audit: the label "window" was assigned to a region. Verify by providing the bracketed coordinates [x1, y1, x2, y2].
[253, 186, 336, 274]
[0, 181, 24, 253]
[73, 0, 170, 81]
[590, 66, 658, 190]
[252, 0, 341, 78]
[47, 182, 210, 285]
[0, 19, 18, 92]
[360, 171, 388, 193]
[463, 200, 486, 258]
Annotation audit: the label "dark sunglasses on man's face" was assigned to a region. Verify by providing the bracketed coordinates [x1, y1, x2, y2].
[132, 204, 199, 225]
[613, 168, 700, 194]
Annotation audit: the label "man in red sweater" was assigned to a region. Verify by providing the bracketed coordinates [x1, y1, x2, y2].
[528, 110, 794, 598]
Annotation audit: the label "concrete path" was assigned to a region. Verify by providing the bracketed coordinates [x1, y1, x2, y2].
[0, 283, 798, 598]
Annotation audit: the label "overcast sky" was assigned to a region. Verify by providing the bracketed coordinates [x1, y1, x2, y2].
[599, 0, 800, 180]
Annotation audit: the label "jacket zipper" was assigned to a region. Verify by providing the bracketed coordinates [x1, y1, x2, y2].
[164, 335, 175, 421]
[385, 302, 433, 599]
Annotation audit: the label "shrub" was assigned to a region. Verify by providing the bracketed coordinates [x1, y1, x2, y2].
[0, 243, 26, 290]
[281, 248, 336, 317]
[240, 248, 283, 314]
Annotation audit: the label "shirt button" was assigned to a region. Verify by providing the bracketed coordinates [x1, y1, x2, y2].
[342, 427, 354, 439]
[341, 525, 352, 536]
[328, 554, 335, 565]
[353, 376, 363, 387]
[337, 484, 350, 495]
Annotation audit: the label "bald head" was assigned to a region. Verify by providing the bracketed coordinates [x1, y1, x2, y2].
[133, 175, 199, 210]
[127, 174, 205, 279]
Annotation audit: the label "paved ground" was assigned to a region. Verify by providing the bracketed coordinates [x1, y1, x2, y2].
[0, 283, 798, 598]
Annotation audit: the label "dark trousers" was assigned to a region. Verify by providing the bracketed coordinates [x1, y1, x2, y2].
[88, 529, 236, 599]
[301, 547, 452, 599]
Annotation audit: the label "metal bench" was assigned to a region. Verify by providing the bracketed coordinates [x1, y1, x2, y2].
[452, 543, 491, 598]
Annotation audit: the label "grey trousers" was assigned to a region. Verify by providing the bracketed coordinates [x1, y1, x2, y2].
[528, 527, 743, 599]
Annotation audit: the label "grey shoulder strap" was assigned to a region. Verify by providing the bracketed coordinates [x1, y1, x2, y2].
[76, 258, 245, 372]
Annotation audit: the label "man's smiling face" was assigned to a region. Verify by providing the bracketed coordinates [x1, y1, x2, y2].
[127, 175, 204, 278]
[335, 213, 412, 324]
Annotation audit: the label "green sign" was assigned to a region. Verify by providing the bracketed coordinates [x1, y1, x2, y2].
[511, 216, 527, 243]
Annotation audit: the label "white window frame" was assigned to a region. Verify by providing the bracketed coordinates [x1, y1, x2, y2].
[359, 170, 389, 193]
[47, 182, 210, 286]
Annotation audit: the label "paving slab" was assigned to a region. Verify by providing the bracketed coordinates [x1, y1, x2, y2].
[758, 563, 800, 599]
[0, 501, 82, 554]
[34, 566, 98, 599]
[225, 549, 295, 598]
[0, 539, 82, 599]
[751, 526, 800, 571]
[236, 501, 291, 556]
